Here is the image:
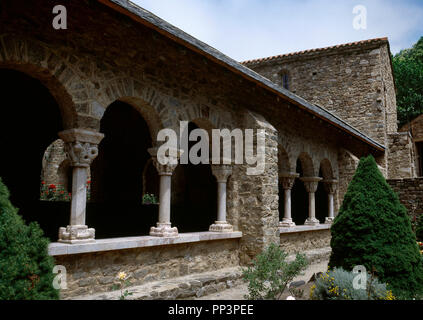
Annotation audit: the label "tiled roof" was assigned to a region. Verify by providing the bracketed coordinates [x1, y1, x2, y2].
[242, 38, 389, 65]
[99, 0, 385, 152]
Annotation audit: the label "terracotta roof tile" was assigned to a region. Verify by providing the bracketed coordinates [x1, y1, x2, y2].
[242, 37, 389, 65]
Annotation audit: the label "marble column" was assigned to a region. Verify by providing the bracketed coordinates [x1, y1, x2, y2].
[323, 179, 338, 224]
[301, 177, 323, 226]
[209, 164, 233, 232]
[279, 172, 299, 227]
[148, 147, 182, 237]
[58, 129, 104, 244]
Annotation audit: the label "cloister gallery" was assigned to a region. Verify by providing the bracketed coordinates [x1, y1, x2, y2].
[0, 0, 418, 298]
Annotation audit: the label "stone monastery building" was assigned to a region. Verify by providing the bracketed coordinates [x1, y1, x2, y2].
[0, 0, 419, 298]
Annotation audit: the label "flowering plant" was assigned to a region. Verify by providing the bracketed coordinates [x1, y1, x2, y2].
[111, 272, 133, 300]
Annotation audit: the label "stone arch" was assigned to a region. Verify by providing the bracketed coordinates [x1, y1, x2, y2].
[96, 78, 168, 141]
[0, 34, 87, 129]
[297, 152, 315, 177]
[320, 158, 334, 180]
[278, 144, 292, 174]
[179, 103, 235, 132]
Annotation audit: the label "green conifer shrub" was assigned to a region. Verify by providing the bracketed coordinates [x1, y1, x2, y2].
[0, 177, 59, 299]
[329, 155, 423, 299]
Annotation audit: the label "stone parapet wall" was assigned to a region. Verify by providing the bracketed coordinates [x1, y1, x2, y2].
[280, 229, 331, 254]
[54, 238, 240, 299]
[388, 178, 423, 217]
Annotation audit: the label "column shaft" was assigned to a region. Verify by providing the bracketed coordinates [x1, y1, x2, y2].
[217, 181, 227, 222]
[70, 167, 88, 226]
[158, 175, 171, 224]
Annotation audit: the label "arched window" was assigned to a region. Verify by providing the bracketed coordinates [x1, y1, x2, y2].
[281, 73, 289, 90]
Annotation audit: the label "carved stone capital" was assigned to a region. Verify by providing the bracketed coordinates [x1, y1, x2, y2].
[58, 129, 104, 167]
[325, 217, 335, 224]
[58, 225, 95, 244]
[150, 223, 178, 237]
[279, 172, 299, 190]
[323, 179, 338, 194]
[211, 164, 232, 183]
[148, 147, 183, 176]
[209, 221, 234, 232]
[300, 177, 323, 193]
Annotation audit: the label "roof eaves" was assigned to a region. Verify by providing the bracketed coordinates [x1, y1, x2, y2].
[98, 0, 385, 152]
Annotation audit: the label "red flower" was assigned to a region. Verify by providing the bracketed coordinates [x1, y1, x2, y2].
[87, 180, 91, 184]
[48, 184, 56, 189]
[41, 181, 45, 185]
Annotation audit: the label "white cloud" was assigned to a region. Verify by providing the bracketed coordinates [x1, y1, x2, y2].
[133, 0, 423, 61]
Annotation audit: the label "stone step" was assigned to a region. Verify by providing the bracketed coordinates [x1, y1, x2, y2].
[69, 267, 244, 300]
[68, 247, 331, 300]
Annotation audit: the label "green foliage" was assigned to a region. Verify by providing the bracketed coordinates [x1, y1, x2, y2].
[0, 177, 59, 300]
[416, 215, 423, 242]
[393, 37, 423, 127]
[142, 193, 158, 205]
[329, 155, 423, 299]
[242, 243, 308, 300]
[310, 267, 395, 300]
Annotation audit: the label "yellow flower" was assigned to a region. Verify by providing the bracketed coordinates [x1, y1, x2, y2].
[118, 271, 127, 280]
[310, 284, 316, 299]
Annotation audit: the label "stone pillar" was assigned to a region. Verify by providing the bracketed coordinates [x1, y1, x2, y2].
[301, 177, 323, 226]
[279, 172, 299, 227]
[148, 147, 182, 237]
[209, 164, 233, 232]
[58, 129, 104, 244]
[323, 179, 338, 224]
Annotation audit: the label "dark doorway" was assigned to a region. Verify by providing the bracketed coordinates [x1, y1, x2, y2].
[0, 69, 68, 240]
[90, 101, 157, 238]
[292, 159, 308, 225]
[315, 169, 328, 223]
[171, 122, 216, 232]
[416, 142, 423, 177]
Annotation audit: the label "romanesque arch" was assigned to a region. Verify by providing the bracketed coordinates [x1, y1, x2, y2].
[90, 100, 157, 238]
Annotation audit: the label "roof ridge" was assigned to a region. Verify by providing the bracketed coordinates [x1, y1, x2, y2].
[242, 37, 389, 65]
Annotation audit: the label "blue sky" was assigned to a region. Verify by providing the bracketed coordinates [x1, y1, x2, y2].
[133, 0, 423, 61]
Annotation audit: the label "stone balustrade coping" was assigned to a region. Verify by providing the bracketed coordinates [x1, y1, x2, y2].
[279, 224, 331, 234]
[48, 231, 242, 256]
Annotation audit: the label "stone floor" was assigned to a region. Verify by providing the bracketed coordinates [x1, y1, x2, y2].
[68, 247, 330, 300]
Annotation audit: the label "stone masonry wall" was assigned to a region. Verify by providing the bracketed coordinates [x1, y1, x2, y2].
[245, 43, 392, 146]
[54, 239, 240, 299]
[388, 178, 423, 219]
[280, 229, 331, 254]
[387, 133, 416, 179]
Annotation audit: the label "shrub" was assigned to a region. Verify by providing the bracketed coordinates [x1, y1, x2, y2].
[142, 193, 158, 205]
[310, 267, 395, 300]
[416, 215, 423, 242]
[242, 243, 308, 300]
[329, 155, 423, 299]
[0, 177, 59, 299]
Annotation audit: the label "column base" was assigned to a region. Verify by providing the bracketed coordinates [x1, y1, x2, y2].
[150, 223, 178, 237]
[325, 217, 335, 224]
[279, 218, 296, 227]
[304, 218, 320, 226]
[58, 225, 95, 244]
[209, 221, 233, 232]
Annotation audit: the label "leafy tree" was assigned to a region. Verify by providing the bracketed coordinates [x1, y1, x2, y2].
[0, 177, 59, 299]
[329, 156, 423, 299]
[393, 37, 423, 127]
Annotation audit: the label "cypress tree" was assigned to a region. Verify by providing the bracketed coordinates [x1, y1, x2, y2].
[0, 177, 59, 299]
[329, 155, 423, 298]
